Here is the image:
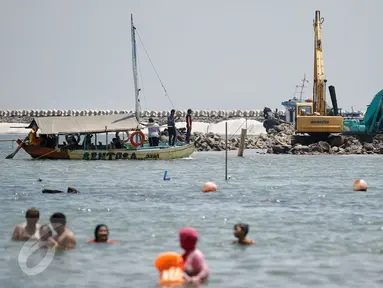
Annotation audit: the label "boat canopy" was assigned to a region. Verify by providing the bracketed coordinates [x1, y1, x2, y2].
[27, 114, 144, 134]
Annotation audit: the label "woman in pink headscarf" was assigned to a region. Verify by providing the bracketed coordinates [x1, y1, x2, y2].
[179, 227, 210, 285]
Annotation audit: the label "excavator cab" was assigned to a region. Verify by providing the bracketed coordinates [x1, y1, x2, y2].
[296, 103, 313, 117]
[295, 103, 343, 134]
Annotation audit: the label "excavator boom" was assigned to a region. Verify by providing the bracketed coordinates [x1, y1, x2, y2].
[313, 10, 326, 116]
[292, 10, 344, 145]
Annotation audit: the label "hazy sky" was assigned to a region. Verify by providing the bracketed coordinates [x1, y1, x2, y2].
[0, 0, 381, 112]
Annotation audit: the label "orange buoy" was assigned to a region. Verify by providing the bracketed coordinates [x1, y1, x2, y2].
[353, 179, 368, 192]
[202, 182, 217, 193]
[154, 252, 184, 284]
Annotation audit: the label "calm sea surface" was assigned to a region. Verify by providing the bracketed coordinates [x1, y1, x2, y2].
[0, 134, 382, 288]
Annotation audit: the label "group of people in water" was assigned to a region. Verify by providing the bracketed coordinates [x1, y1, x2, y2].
[12, 207, 254, 285]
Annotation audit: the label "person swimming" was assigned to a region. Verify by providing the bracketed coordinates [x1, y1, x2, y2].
[233, 223, 255, 245]
[179, 227, 210, 285]
[88, 224, 116, 243]
[12, 207, 41, 241]
[50, 212, 76, 250]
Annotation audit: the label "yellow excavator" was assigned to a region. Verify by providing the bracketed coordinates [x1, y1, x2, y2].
[292, 10, 344, 146]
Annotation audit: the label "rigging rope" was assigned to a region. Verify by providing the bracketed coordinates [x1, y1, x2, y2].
[136, 47, 147, 110]
[136, 30, 175, 109]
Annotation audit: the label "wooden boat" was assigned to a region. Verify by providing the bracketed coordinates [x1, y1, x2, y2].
[7, 15, 195, 160]
[11, 114, 194, 160]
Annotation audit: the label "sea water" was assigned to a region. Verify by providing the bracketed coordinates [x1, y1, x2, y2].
[0, 134, 382, 288]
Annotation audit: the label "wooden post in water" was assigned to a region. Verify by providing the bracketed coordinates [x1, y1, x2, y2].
[237, 128, 247, 157]
[225, 121, 228, 181]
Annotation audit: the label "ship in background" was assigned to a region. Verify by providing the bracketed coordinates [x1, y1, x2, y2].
[281, 74, 364, 125]
[263, 74, 364, 132]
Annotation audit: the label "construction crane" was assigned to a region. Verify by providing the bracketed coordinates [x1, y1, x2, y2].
[292, 10, 344, 146]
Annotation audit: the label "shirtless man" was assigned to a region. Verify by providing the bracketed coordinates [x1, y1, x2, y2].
[12, 207, 41, 241]
[232, 223, 255, 245]
[49, 212, 76, 250]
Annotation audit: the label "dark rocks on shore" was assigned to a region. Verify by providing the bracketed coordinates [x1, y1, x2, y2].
[264, 123, 383, 155]
[171, 123, 383, 155]
[164, 128, 270, 152]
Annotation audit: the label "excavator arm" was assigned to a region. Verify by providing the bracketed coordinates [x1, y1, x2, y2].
[313, 10, 327, 116]
[292, 10, 344, 145]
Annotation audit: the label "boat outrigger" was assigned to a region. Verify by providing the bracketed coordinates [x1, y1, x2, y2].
[6, 14, 195, 160]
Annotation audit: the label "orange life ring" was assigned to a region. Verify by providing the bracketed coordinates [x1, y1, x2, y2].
[155, 252, 184, 284]
[129, 131, 145, 147]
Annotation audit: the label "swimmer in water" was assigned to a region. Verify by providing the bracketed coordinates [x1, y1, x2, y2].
[88, 224, 116, 243]
[179, 227, 210, 285]
[12, 207, 41, 241]
[233, 223, 255, 245]
[49, 212, 76, 250]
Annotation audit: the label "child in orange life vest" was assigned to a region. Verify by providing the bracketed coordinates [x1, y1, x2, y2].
[179, 227, 210, 285]
[233, 223, 255, 245]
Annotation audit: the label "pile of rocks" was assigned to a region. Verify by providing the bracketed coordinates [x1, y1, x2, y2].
[265, 123, 383, 155]
[164, 129, 270, 152]
[177, 122, 383, 155]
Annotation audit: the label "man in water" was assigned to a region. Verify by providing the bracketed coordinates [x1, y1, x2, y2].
[185, 109, 193, 144]
[233, 223, 255, 245]
[140, 118, 160, 146]
[167, 109, 177, 146]
[12, 207, 41, 241]
[49, 212, 76, 250]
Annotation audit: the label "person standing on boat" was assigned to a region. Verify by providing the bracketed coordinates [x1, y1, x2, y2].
[167, 109, 178, 146]
[186, 109, 193, 144]
[140, 118, 160, 146]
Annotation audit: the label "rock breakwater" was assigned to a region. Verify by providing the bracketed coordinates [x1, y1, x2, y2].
[264, 123, 383, 155]
[0, 109, 276, 124]
[185, 123, 383, 155]
[167, 129, 271, 152]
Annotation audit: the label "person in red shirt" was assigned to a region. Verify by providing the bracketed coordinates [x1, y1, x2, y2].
[185, 109, 193, 144]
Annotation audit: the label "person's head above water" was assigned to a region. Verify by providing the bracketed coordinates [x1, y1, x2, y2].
[149, 118, 154, 123]
[25, 207, 39, 226]
[233, 223, 249, 239]
[94, 224, 109, 242]
[179, 227, 198, 252]
[50, 212, 66, 233]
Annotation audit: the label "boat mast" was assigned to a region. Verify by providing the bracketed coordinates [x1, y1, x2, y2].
[298, 73, 309, 102]
[131, 14, 140, 122]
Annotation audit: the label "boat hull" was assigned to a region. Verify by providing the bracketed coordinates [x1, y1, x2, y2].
[17, 140, 195, 160]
